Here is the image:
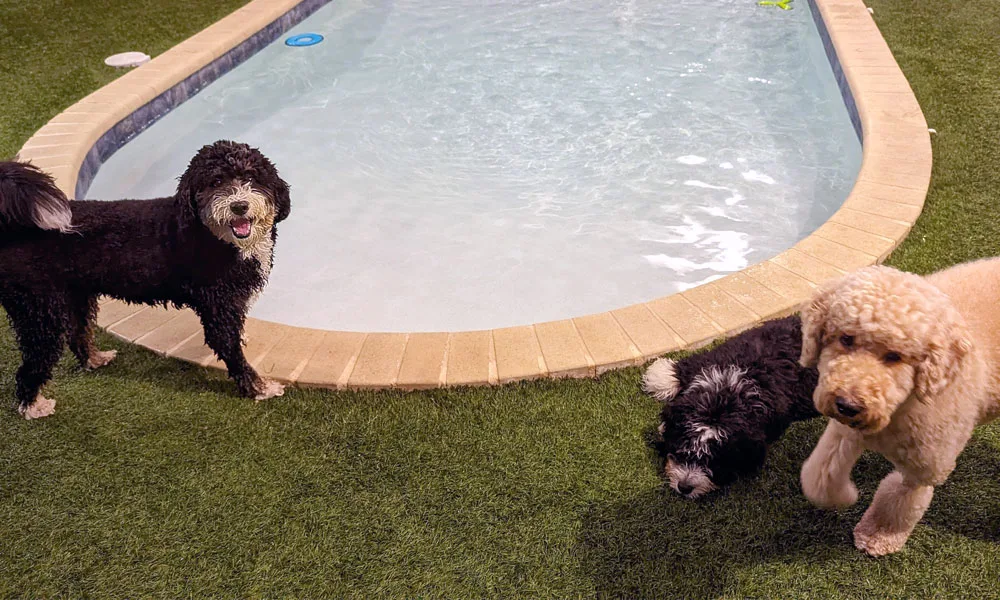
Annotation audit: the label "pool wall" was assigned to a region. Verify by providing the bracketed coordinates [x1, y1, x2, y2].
[17, 0, 932, 389]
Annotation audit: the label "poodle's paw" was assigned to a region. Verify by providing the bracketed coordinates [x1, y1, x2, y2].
[854, 519, 910, 557]
[254, 379, 285, 402]
[801, 461, 858, 509]
[823, 480, 859, 509]
[86, 349, 118, 370]
[18, 395, 56, 420]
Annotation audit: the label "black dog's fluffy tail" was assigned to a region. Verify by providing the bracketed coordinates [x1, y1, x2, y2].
[0, 161, 73, 233]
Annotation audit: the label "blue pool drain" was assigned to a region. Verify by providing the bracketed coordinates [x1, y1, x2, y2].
[285, 33, 324, 47]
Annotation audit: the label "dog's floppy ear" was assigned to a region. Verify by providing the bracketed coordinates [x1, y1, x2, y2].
[175, 168, 200, 222]
[915, 308, 972, 401]
[643, 358, 682, 403]
[799, 281, 836, 368]
[271, 175, 291, 223]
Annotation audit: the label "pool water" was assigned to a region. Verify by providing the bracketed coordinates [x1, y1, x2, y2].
[86, 0, 861, 332]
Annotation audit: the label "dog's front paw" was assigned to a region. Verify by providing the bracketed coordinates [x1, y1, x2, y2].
[18, 395, 56, 420]
[86, 349, 118, 370]
[254, 378, 285, 402]
[801, 457, 858, 509]
[854, 518, 910, 557]
[821, 480, 858, 509]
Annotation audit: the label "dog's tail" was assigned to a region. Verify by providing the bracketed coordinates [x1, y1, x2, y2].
[0, 161, 73, 233]
[643, 358, 681, 402]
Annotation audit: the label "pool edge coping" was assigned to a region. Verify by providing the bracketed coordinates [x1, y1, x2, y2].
[17, 0, 932, 390]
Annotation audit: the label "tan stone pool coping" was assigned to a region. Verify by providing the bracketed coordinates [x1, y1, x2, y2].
[16, 0, 931, 390]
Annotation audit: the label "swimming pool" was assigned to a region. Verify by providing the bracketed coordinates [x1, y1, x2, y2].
[86, 0, 861, 332]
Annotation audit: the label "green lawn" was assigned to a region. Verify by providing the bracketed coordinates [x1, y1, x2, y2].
[2, 0, 1000, 597]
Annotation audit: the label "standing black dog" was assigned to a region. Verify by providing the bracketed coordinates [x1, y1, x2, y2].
[0, 140, 290, 419]
[642, 315, 819, 498]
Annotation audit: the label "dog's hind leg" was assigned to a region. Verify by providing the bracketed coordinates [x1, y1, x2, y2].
[853, 471, 934, 556]
[801, 420, 864, 509]
[5, 300, 69, 419]
[195, 305, 284, 401]
[68, 294, 116, 370]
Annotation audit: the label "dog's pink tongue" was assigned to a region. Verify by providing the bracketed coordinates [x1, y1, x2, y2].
[233, 219, 251, 237]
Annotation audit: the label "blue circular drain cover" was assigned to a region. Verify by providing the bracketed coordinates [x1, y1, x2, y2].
[285, 33, 324, 47]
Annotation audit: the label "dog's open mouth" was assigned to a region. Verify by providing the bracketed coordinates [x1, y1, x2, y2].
[230, 217, 253, 239]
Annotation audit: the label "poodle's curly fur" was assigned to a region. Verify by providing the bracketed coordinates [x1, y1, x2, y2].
[0, 140, 291, 419]
[798, 258, 1000, 556]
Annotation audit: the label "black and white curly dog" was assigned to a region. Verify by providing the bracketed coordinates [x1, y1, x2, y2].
[0, 140, 290, 419]
[642, 315, 819, 499]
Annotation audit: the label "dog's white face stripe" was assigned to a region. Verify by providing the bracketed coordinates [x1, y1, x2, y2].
[683, 422, 727, 458]
[692, 423, 725, 444]
[689, 365, 749, 395]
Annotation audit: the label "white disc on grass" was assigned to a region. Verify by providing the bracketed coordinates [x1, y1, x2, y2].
[104, 52, 150, 68]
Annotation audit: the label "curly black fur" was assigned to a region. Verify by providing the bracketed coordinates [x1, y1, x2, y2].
[0, 141, 291, 415]
[645, 315, 819, 497]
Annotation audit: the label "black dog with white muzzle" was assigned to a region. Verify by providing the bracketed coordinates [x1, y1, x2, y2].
[643, 315, 820, 498]
[0, 140, 290, 419]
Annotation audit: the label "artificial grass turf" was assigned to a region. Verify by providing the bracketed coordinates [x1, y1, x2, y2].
[3, 346, 999, 598]
[1, 0, 1000, 597]
[0, 0, 252, 160]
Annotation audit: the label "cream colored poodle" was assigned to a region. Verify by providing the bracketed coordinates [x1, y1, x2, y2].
[798, 257, 1000, 556]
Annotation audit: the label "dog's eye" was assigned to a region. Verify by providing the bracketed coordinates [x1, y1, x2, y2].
[883, 352, 902, 364]
[212, 176, 224, 187]
[840, 335, 854, 348]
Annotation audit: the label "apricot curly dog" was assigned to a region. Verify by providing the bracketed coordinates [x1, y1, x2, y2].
[798, 258, 1000, 556]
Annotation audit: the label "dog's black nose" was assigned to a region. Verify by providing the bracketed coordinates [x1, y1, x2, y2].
[230, 201, 249, 216]
[677, 482, 694, 495]
[835, 396, 862, 418]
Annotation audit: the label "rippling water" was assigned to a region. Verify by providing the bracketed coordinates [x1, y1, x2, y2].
[87, 0, 861, 331]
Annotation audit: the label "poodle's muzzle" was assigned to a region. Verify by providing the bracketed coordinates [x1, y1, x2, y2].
[813, 348, 912, 433]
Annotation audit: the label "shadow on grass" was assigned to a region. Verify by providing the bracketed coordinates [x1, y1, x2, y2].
[577, 419, 845, 598]
[577, 420, 1000, 598]
[576, 484, 859, 597]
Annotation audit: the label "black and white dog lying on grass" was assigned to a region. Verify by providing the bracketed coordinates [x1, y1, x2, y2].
[0, 141, 290, 419]
[642, 315, 819, 499]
